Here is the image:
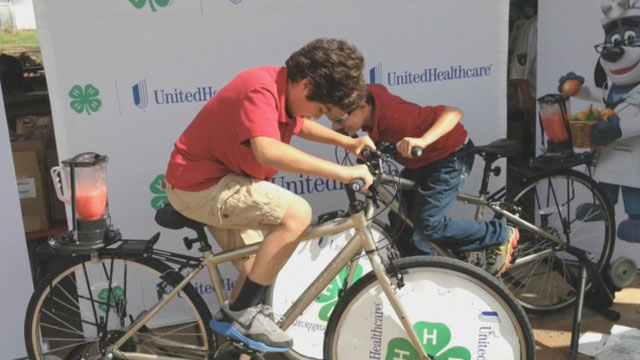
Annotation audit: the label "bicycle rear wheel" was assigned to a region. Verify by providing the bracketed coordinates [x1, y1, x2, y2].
[503, 169, 615, 314]
[324, 256, 535, 359]
[25, 253, 214, 360]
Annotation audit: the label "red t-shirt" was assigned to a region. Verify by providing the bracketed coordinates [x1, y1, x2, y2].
[366, 84, 467, 169]
[166, 66, 303, 191]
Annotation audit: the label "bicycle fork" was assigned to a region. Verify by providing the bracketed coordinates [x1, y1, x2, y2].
[354, 214, 432, 360]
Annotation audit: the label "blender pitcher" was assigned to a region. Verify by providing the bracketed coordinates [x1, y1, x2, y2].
[49, 152, 119, 252]
[51, 152, 108, 220]
[537, 94, 573, 156]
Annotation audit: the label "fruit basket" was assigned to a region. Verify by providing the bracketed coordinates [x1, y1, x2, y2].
[569, 105, 614, 149]
[570, 121, 598, 148]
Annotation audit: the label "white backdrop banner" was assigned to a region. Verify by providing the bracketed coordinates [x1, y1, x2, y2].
[0, 82, 33, 359]
[33, 0, 509, 338]
[539, 0, 640, 266]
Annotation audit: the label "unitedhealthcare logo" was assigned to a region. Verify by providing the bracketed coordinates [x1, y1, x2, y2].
[131, 79, 218, 109]
[369, 61, 494, 87]
[132, 79, 148, 109]
[369, 63, 382, 84]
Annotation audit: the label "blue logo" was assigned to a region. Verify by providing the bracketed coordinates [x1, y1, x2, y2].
[132, 79, 148, 109]
[369, 63, 382, 84]
[131, 79, 218, 108]
[479, 311, 501, 323]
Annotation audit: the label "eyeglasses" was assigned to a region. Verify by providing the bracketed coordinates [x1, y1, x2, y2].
[594, 37, 640, 53]
[330, 112, 350, 125]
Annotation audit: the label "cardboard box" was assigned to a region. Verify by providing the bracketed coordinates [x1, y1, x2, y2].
[11, 139, 44, 167]
[13, 151, 49, 232]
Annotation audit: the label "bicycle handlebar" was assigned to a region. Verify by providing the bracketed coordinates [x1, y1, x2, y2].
[348, 179, 365, 192]
[368, 142, 422, 158]
[354, 143, 419, 192]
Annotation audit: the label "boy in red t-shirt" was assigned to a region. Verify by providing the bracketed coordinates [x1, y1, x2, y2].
[165, 39, 373, 351]
[332, 84, 519, 277]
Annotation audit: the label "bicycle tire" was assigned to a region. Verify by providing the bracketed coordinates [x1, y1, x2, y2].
[502, 169, 616, 314]
[324, 256, 535, 360]
[25, 253, 215, 360]
[269, 219, 394, 360]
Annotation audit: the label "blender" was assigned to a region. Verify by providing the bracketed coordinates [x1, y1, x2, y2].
[537, 94, 574, 157]
[50, 152, 120, 252]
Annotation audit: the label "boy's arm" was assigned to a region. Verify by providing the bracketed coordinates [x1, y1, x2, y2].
[297, 119, 375, 156]
[396, 106, 463, 157]
[250, 136, 373, 188]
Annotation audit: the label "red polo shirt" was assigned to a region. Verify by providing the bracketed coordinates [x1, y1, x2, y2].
[166, 66, 303, 191]
[366, 84, 467, 169]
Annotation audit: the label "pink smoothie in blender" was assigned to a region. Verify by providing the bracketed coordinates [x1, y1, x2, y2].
[75, 184, 107, 220]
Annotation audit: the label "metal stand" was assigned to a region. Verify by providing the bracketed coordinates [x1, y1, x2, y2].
[568, 265, 588, 360]
[565, 246, 617, 360]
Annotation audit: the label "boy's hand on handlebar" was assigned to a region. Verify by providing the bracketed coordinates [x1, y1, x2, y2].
[347, 136, 376, 158]
[396, 137, 425, 158]
[342, 164, 373, 190]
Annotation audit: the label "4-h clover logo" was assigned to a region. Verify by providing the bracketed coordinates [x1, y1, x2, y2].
[150, 174, 169, 210]
[129, 0, 173, 12]
[97, 285, 125, 314]
[314, 264, 363, 321]
[386, 321, 470, 360]
[69, 84, 102, 115]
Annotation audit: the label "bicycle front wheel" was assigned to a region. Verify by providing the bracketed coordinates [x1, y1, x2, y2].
[25, 254, 213, 360]
[503, 169, 615, 314]
[324, 256, 535, 360]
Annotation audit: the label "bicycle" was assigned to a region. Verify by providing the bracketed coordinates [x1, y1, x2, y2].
[25, 149, 535, 360]
[354, 138, 615, 316]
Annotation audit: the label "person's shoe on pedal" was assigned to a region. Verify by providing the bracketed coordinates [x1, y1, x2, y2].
[209, 301, 293, 352]
[485, 226, 520, 277]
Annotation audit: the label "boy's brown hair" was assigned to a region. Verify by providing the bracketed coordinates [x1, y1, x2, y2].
[286, 38, 366, 113]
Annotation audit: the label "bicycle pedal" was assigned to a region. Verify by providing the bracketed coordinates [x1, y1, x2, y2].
[214, 341, 265, 360]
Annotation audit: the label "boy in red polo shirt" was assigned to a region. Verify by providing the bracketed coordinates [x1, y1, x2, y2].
[165, 38, 373, 351]
[332, 84, 519, 277]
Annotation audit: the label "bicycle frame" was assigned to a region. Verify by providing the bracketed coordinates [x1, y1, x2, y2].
[374, 172, 567, 270]
[107, 200, 432, 360]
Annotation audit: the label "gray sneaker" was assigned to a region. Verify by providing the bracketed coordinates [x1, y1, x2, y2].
[221, 302, 293, 350]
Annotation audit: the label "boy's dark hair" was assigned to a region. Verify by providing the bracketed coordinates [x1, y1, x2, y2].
[286, 38, 366, 112]
[365, 89, 375, 106]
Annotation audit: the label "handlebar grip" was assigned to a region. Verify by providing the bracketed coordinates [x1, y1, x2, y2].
[348, 179, 365, 192]
[411, 147, 423, 158]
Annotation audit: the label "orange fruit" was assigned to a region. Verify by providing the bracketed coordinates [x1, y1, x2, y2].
[601, 108, 615, 121]
[561, 79, 581, 96]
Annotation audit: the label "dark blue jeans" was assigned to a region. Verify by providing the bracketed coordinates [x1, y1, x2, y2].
[394, 141, 508, 255]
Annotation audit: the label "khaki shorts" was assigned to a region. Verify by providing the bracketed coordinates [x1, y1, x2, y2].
[165, 174, 292, 266]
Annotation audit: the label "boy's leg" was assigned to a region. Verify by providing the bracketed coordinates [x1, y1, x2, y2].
[391, 168, 435, 255]
[226, 193, 311, 312]
[410, 151, 507, 253]
[247, 194, 312, 284]
[205, 226, 259, 301]
[217, 186, 310, 350]
[166, 174, 306, 349]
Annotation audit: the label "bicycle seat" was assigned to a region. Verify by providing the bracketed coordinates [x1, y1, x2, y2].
[155, 203, 205, 232]
[472, 138, 521, 158]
